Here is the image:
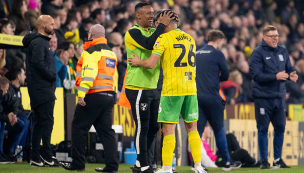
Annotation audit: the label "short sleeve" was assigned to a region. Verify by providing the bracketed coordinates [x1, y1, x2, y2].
[152, 36, 166, 57]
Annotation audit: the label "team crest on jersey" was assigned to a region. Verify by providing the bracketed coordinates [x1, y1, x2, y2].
[141, 103, 148, 111]
[154, 41, 160, 48]
[278, 54, 284, 61]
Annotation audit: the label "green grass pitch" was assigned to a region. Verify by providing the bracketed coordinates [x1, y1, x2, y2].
[1, 162, 304, 173]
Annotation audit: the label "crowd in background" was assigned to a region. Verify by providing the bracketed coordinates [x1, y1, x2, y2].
[0, 0, 303, 165]
[0, 0, 304, 105]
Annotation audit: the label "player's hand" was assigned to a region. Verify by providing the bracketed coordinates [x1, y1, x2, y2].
[290, 71, 298, 82]
[78, 97, 86, 106]
[159, 11, 174, 26]
[276, 71, 289, 80]
[128, 53, 141, 67]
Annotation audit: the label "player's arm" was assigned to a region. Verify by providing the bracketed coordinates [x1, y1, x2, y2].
[127, 24, 166, 50]
[128, 53, 160, 69]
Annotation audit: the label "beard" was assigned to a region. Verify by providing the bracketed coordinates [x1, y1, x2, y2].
[45, 28, 55, 35]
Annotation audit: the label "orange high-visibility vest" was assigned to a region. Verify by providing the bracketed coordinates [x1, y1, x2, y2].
[75, 37, 117, 96]
[219, 89, 226, 101]
[117, 70, 131, 108]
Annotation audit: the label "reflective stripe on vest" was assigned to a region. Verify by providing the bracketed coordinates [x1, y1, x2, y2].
[76, 72, 81, 77]
[97, 74, 113, 80]
[77, 85, 113, 92]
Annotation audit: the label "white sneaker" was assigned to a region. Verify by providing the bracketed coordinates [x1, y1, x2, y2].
[155, 168, 173, 173]
[193, 165, 207, 173]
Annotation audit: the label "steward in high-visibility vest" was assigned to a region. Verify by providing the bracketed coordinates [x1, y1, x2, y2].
[61, 24, 119, 172]
[75, 37, 117, 97]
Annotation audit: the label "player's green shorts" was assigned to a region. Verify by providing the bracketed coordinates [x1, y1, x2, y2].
[158, 95, 198, 123]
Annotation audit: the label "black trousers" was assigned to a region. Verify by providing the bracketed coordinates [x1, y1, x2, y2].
[71, 92, 118, 171]
[31, 100, 55, 161]
[125, 89, 160, 167]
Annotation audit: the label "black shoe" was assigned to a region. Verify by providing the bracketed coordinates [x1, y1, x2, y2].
[30, 159, 45, 167]
[141, 167, 155, 173]
[61, 162, 85, 171]
[222, 161, 242, 171]
[260, 160, 270, 169]
[40, 155, 60, 167]
[273, 158, 290, 169]
[0, 155, 9, 164]
[131, 165, 141, 173]
[1, 154, 15, 163]
[95, 167, 117, 173]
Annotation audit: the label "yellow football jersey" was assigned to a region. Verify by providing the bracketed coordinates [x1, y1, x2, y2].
[152, 28, 197, 96]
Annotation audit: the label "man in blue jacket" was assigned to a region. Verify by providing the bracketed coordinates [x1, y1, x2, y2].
[196, 30, 241, 171]
[249, 25, 298, 169]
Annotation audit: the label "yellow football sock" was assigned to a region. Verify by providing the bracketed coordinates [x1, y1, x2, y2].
[188, 131, 201, 163]
[162, 134, 176, 166]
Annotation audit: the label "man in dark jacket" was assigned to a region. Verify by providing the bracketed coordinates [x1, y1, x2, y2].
[4, 66, 31, 157]
[196, 30, 241, 171]
[249, 25, 298, 169]
[22, 15, 57, 167]
[0, 76, 17, 164]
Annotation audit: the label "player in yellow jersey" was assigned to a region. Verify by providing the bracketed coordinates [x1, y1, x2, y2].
[129, 10, 207, 173]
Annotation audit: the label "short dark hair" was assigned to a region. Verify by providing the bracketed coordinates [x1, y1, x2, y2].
[50, 13, 59, 19]
[135, 2, 150, 12]
[0, 76, 9, 88]
[153, 10, 176, 24]
[0, 19, 11, 32]
[58, 41, 71, 50]
[5, 66, 23, 81]
[91, 8, 103, 19]
[262, 25, 277, 35]
[207, 30, 225, 42]
[65, 15, 78, 25]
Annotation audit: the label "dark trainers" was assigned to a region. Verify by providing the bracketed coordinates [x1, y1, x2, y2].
[273, 158, 290, 169]
[222, 161, 242, 171]
[0, 155, 9, 164]
[30, 159, 44, 167]
[260, 160, 270, 169]
[131, 165, 141, 173]
[40, 155, 60, 167]
[1, 154, 15, 163]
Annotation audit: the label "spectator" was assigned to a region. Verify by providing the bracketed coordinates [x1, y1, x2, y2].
[8, 0, 31, 35]
[221, 70, 246, 104]
[0, 19, 15, 35]
[51, 13, 66, 47]
[79, 18, 94, 41]
[27, 0, 40, 30]
[281, 0, 299, 25]
[41, 0, 62, 15]
[63, 16, 80, 45]
[57, 7, 67, 26]
[237, 60, 253, 102]
[4, 66, 29, 160]
[59, 42, 76, 93]
[0, 49, 7, 76]
[91, 8, 106, 25]
[63, 0, 73, 11]
[0, 76, 17, 164]
[72, 39, 84, 69]
[112, 19, 133, 37]
[78, 4, 90, 20]
[265, 2, 277, 23]
[50, 36, 68, 88]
